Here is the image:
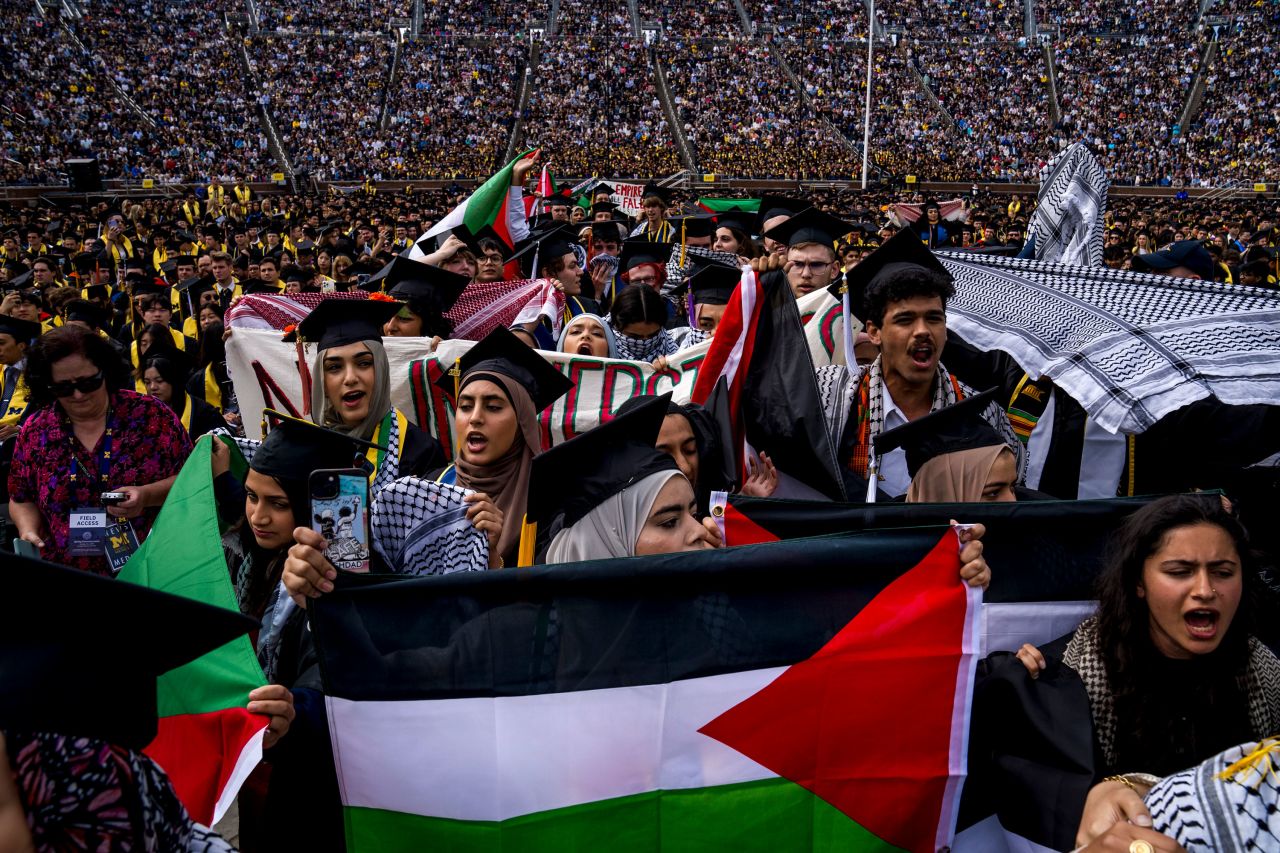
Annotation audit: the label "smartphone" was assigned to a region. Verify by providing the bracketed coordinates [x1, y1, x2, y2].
[309, 468, 371, 573]
[100, 491, 128, 505]
[12, 538, 39, 558]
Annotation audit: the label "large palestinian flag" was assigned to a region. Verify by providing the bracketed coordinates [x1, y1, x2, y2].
[118, 436, 268, 825]
[311, 527, 984, 851]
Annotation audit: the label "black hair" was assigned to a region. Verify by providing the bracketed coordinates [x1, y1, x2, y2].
[140, 354, 188, 406]
[403, 298, 455, 338]
[1095, 494, 1258, 770]
[24, 325, 132, 409]
[477, 237, 505, 257]
[610, 284, 667, 331]
[196, 321, 226, 371]
[865, 268, 955, 327]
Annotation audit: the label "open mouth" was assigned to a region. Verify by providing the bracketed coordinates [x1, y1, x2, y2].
[909, 342, 935, 369]
[1184, 608, 1219, 640]
[576, 341, 594, 355]
[341, 390, 366, 409]
[465, 431, 488, 454]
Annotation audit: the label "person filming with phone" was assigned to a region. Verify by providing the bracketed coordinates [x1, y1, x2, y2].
[7, 326, 191, 574]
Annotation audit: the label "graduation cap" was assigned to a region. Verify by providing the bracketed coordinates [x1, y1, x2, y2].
[673, 214, 716, 240]
[131, 279, 171, 300]
[286, 297, 400, 349]
[755, 194, 809, 233]
[7, 269, 32, 290]
[687, 261, 741, 306]
[0, 314, 42, 341]
[252, 409, 385, 485]
[241, 278, 281, 295]
[544, 193, 572, 210]
[360, 254, 469, 316]
[432, 325, 572, 415]
[15, 287, 42, 306]
[641, 181, 673, 205]
[513, 225, 582, 279]
[82, 283, 110, 302]
[714, 210, 755, 236]
[63, 300, 108, 329]
[873, 388, 1004, 479]
[761, 207, 854, 248]
[0, 553, 256, 749]
[593, 182, 616, 197]
[590, 201, 619, 218]
[526, 393, 678, 531]
[843, 226, 953, 320]
[618, 239, 674, 273]
[176, 273, 215, 295]
[1133, 240, 1215, 280]
[159, 258, 178, 276]
[589, 219, 626, 245]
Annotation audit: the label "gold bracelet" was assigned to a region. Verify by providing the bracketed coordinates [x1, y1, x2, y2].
[1103, 774, 1137, 792]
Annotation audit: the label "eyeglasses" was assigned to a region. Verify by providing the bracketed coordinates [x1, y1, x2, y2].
[50, 371, 105, 398]
[791, 261, 832, 274]
[629, 276, 657, 287]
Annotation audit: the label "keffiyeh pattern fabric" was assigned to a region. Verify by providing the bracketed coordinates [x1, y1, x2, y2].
[938, 251, 1280, 433]
[371, 477, 489, 575]
[1025, 141, 1108, 268]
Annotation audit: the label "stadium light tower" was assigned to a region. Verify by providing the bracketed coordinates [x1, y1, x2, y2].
[861, 0, 874, 189]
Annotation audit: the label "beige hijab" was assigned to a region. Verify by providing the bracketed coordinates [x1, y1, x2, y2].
[545, 470, 682, 564]
[906, 445, 1011, 503]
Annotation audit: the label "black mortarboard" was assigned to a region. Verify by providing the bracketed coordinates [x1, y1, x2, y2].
[513, 225, 581, 279]
[590, 201, 619, 217]
[432, 326, 573, 414]
[15, 288, 41, 306]
[7, 269, 32, 290]
[589, 220, 626, 245]
[761, 207, 854, 248]
[159, 259, 178, 275]
[874, 389, 1004, 478]
[1133, 240, 1215, 280]
[641, 181, 673, 205]
[527, 393, 678, 529]
[593, 182, 616, 196]
[673, 214, 716, 240]
[252, 409, 384, 484]
[362, 254, 469, 315]
[618, 239, 674, 272]
[688, 261, 741, 306]
[176, 273, 216, 295]
[0, 554, 256, 749]
[0, 314, 41, 341]
[241, 278, 281, 295]
[63, 300, 107, 329]
[82, 283, 110, 302]
[1241, 259, 1273, 280]
[714, 210, 755, 236]
[755, 194, 808, 232]
[288, 297, 400, 348]
[545, 193, 571, 210]
[843, 226, 953, 318]
[131, 279, 170, 299]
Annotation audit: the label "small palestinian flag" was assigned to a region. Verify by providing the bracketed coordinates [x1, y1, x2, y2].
[118, 436, 268, 825]
[413, 149, 536, 255]
[311, 527, 982, 851]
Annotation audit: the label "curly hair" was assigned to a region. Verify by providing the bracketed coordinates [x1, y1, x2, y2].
[24, 325, 132, 409]
[864, 267, 955, 328]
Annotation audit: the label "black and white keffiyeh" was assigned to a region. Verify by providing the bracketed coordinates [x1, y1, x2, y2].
[610, 322, 681, 362]
[939, 251, 1280, 433]
[1025, 142, 1108, 268]
[662, 246, 742, 297]
[1146, 738, 1280, 852]
[370, 477, 489, 576]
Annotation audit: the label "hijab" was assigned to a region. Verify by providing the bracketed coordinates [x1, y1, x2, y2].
[905, 445, 1010, 503]
[311, 338, 392, 441]
[545, 469, 681, 564]
[453, 371, 539, 562]
[557, 313, 619, 358]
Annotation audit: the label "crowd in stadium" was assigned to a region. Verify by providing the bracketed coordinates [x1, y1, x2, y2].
[2, 0, 1277, 186]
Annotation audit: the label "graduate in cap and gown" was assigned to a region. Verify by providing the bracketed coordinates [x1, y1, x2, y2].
[527, 394, 720, 564]
[430, 326, 574, 567]
[815, 227, 1023, 500]
[629, 181, 676, 243]
[359, 252, 469, 343]
[289, 299, 446, 492]
[0, 554, 259, 850]
[514, 225, 602, 348]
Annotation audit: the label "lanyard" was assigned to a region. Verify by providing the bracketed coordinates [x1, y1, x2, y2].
[68, 411, 115, 495]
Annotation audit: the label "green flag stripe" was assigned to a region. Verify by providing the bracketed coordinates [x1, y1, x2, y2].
[697, 198, 761, 213]
[119, 437, 265, 717]
[344, 778, 906, 853]
[462, 148, 536, 234]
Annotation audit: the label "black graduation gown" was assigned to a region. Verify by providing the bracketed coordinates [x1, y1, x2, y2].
[399, 422, 446, 479]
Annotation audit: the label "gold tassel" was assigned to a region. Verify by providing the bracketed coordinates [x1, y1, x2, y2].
[679, 217, 687, 268]
[517, 515, 537, 567]
[1216, 736, 1280, 787]
[449, 358, 462, 456]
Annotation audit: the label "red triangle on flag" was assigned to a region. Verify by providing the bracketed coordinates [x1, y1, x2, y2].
[699, 532, 975, 853]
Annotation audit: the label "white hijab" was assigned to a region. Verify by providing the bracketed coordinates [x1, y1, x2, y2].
[545, 470, 681, 564]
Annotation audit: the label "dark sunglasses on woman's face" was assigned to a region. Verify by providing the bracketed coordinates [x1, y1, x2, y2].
[49, 372, 105, 397]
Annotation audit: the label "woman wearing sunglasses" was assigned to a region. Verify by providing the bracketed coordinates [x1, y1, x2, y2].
[7, 326, 192, 575]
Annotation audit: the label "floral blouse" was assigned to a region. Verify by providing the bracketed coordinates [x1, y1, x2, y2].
[8, 390, 192, 574]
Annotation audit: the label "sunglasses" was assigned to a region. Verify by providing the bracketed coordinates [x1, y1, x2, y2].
[49, 371, 105, 397]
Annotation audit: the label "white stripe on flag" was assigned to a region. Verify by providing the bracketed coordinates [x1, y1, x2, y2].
[718, 266, 756, 386]
[327, 667, 786, 823]
[212, 728, 266, 825]
[982, 601, 1095, 654]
